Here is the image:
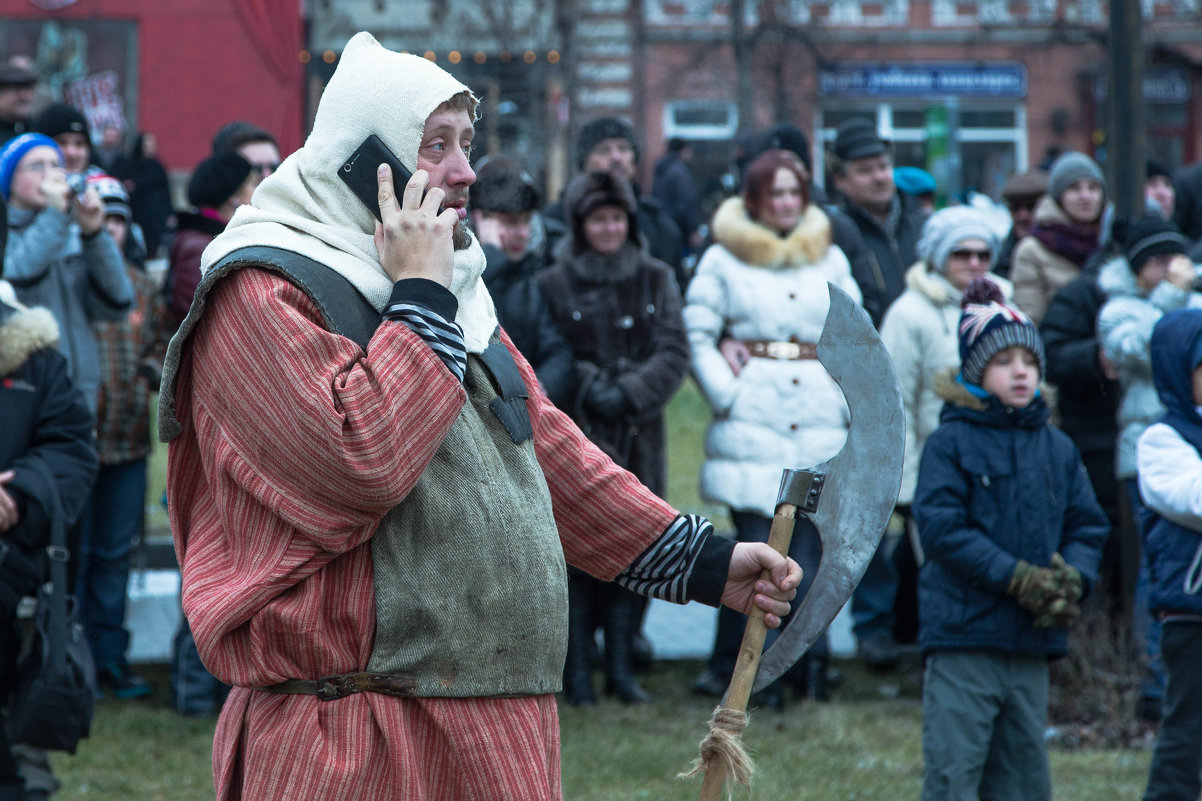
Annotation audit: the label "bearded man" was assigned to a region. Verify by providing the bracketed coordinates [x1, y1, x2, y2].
[159, 32, 800, 801]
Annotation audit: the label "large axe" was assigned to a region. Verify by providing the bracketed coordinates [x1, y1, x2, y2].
[687, 282, 904, 800]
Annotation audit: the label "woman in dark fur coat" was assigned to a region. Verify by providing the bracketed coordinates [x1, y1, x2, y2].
[537, 170, 689, 706]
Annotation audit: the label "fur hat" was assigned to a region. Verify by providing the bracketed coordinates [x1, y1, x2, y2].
[187, 152, 252, 209]
[918, 206, 999, 275]
[575, 116, 640, 170]
[471, 156, 540, 214]
[0, 133, 61, 201]
[33, 103, 90, 141]
[1048, 151, 1105, 204]
[88, 173, 131, 223]
[958, 277, 1045, 386]
[1120, 214, 1189, 274]
[833, 118, 887, 163]
[564, 170, 638, 253]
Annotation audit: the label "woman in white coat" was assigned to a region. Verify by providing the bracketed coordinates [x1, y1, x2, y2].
[878, 206, 1008, 643]
[685, 149, 860, 706]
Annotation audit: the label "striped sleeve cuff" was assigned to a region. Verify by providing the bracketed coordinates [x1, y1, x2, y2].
[615, 514, 731, 606]
[382, 278, 467, 382]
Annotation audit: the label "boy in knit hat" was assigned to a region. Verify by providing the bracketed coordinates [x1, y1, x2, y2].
[913, 277, 1107, 801]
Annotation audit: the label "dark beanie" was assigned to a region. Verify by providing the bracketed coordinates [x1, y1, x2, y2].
[471, 156, 541, 214]
[1121, 214, 1189, 273]
[1147, 159, 1172, 181]
[564, 170, 639, 253]
[750, 123, 811, 172]
[958, 277, 1045, 386]
[833, 118, 887, 162]
[33, 103, 90, 141]
[575, 117, 640, 170]
[187, 153, 252, 209]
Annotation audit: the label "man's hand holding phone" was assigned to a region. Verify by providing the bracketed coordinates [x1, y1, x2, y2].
[374, 163, 457, 287]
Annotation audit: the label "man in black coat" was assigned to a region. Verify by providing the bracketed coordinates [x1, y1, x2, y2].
[828, 118, 927, 328]
[546, 116, 687, 292]
[469, 156, 576, 409]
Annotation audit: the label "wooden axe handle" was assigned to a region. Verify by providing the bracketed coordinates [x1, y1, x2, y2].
[697, 503, 797, 801]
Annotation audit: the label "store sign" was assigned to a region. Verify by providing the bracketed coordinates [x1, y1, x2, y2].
[820, 63, 1027, 99]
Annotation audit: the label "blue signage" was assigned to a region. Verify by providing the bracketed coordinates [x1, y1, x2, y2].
[820, 63, 1028, 99]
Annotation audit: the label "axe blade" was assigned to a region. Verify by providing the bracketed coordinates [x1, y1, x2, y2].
[752, 283, 905, 693]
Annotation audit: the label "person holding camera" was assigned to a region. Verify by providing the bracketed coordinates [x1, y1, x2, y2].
[0, 132, 132, 416]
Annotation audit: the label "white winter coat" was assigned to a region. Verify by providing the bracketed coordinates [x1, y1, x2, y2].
[879, 263, 1014, 505]
[684, 198, 861, 516]
[1097, 255, 1202, 479]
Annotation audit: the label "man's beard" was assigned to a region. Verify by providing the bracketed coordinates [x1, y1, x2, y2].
[453, 220, 472, 250]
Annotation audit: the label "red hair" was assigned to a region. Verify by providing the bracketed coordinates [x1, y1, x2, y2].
[742, 149, 810, 223]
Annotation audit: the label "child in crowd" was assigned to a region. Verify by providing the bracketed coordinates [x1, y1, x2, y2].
[913, 277, 1108, 801]
[1137, 308, 1202, 801]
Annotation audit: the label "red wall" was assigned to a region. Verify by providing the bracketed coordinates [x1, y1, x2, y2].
[0, 0, 304, 172]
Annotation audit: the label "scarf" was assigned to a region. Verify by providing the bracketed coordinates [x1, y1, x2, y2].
[198, 32, 497, 353]
[1029, 219, 1099, 267]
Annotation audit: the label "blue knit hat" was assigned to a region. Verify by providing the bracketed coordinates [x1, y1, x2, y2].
[0, 133, 62, 201]
[958, 277, 1045, 386]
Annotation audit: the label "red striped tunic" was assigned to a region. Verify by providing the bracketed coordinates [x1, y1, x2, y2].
[168, 269, 677, 800]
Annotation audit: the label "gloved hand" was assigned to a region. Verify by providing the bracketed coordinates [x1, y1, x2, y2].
[1049, 552, 1083, 602]
[1031, 553, 1083, 628]
[583, 379, 630, 422]
[1007, 559, 1061, 614]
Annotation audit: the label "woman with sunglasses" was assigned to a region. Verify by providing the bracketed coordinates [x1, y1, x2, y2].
[877, 206, 1009, 645]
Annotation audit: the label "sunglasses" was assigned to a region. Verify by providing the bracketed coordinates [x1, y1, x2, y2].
[251, 162, 280, 175]
[950, 249, 992, 262]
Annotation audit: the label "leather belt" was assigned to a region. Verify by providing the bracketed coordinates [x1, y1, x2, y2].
[743, 339, 818, 360]
[257, 672, 418, 701]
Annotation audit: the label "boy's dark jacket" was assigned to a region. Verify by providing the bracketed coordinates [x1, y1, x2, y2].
[913, 370, 1108, 657]
[1144, 309, 1202, 616]
[0, 298, 97, 609]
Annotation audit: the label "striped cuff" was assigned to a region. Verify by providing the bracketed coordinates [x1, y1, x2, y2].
[383, 279, 467, 382]
[616, 514, 729, 606]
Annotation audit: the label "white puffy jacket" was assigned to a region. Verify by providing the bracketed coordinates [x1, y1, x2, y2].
[684, 198, 861, 516]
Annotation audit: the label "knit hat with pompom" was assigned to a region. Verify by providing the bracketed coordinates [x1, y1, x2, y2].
[958, 277, 1045, 385]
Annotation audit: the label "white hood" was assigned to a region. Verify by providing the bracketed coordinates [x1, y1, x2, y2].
[199, 31, 497, 352]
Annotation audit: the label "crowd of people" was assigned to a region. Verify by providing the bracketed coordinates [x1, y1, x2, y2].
[1, 32, 1201, 801]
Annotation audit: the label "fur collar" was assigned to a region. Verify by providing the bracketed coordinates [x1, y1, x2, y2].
[1097, 254, 1140, 298]
[0, 299, 60, 376]
[933, 368, 988, 411]
[711, 197, 832, 269]
[905, 262, 960, 308]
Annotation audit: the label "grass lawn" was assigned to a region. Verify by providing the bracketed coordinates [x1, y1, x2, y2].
[50, 660, 1152, 800]
[109, 384, 1151, 799]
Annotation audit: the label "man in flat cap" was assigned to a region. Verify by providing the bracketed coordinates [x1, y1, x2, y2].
[829, 117, 926, 328]
[0, 60, 39, 146]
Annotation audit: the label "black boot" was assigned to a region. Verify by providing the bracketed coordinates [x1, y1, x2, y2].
[563, 573, 596, 706]
[603, 589, 652, 704]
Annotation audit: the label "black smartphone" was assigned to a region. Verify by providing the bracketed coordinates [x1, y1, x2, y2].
[338, 134, 414, 222]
